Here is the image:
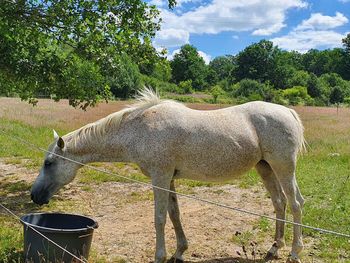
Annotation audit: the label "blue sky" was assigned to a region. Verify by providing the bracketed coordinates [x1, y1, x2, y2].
[149, 0, 350, 63]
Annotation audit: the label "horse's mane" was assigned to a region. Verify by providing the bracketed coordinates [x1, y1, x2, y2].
[65, 88, 166, 149]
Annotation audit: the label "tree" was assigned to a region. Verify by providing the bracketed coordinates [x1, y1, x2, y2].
[343, 33, 350, 53]
[0, 0, 175, 108]
[170, 44, 208, 90]
[319, 73, 346, 89]
[276, 50, 303, 70]
[233, 79, 267, 101]
[57, 54, 107, 109]
[341, 34, 350, 80]
[307, 73, 322, 98]
[287, 70, 310, 88]
[270, 64, 294, 89]
[330, 86, 344, 105]
[323, 49, 346, 77]
[318, 73, 350, 104]
[235, 40, 279, 83]
[208, 55, 236, 85]
[107, 54, 142, 99]
[300, 49, 341, 77]
[151, 59, 172, 82]
[271, 50, 303, 89]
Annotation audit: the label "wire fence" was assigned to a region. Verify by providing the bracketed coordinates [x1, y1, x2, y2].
[1, 128, 350, 262]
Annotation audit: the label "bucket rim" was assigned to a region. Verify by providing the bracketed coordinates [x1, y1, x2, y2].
[20, 212, 98, 233]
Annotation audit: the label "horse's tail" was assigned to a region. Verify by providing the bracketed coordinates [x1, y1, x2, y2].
[289, 108, 307, 154]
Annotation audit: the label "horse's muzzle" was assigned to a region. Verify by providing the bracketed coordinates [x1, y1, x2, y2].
[31, 189, 50, 206]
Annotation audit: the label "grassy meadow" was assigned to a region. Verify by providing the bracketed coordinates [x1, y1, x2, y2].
[1, 98, 350, 262]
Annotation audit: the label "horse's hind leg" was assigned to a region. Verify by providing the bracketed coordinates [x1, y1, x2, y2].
[269, 161, 304, 263]
[168, 180, 188, 262]
[255, 160, 287, 260]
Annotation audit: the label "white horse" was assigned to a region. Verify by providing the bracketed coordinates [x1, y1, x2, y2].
[31, 89, 306, 263]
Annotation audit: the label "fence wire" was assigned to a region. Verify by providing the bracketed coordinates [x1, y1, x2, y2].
[0, 127, 350, 262]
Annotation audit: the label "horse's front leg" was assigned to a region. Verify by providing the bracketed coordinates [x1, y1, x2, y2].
[168, 180, 188, 263]
[151, 171, 173, 263]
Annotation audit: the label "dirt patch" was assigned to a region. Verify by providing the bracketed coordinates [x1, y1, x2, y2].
[0, 159, 319, 263]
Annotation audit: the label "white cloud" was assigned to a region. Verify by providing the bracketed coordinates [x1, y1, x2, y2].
[167, 49, 180, 61]
[153, 28, 190, 48]
[272, 30, 347, 53]
[177, 0, 203, 7]
[149, 0, 166, 7]
[153, 0, 308, 49]
[271, 13, 349, 53]
[198, 50, 212, 64]
[253, 23, 286, 36]
[339, 0, 350, 3]
[296, 12, 348, 30]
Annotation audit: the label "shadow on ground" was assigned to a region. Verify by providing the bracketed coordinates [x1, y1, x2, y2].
[166, 257, 272, 263]
[0, 180, 40, 216]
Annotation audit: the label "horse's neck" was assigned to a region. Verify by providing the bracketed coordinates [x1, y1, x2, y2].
[65, 124, 125, 164]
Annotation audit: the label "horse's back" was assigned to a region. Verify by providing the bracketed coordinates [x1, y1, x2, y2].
[133, 101, 260, 180]
[128, 101, 303, 181]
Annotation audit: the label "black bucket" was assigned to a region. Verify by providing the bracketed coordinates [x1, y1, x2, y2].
[20, 213, 98, 262]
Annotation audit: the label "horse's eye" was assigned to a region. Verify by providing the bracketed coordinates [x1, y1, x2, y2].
[44, 160, 52, 166]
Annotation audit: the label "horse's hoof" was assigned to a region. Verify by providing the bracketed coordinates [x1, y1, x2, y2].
[286, 257, 301, 263]
[264, 251, 279, 261]
[167, 257, 184, 263]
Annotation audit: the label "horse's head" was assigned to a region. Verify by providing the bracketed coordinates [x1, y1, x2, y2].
[31, 130, 81, 205]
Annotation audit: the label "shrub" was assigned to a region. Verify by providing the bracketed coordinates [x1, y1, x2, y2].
[164, 95, 203, 103]
[210, 85, 225, 103]
[282, 86, 313, 105]
[344, 97, 350, 106]
[178, 80, 194, 94]
[234, 79, 266, 98]
[231, 79, 273, 102]
[140, 75, 179, 94]
[271, 90, 289, 105]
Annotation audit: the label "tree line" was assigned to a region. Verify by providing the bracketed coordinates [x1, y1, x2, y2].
[1, 1, 349, 108]
[163, 37, 350, 106]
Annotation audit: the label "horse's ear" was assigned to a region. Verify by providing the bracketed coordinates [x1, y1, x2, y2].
[53, 130, 64, 149]
[57, 137, 65, 149]
[53, 129, 59, 140]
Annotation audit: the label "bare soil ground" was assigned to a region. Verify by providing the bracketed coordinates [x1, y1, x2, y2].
[0, 98, 328, 262]
[0, 159, 318, 263]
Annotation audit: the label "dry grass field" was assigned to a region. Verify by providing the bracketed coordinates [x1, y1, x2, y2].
[1, 98, 350, 262]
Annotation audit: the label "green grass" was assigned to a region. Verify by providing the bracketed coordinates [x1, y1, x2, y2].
[237, 170, 260, 189]
[0, 216, 23, 263]
[296, 154, 350, 260]
[254, 217, 272, 233]
[88, 251, 127, 263]
[0, 118, 68, 168]
[2, 110, 350, 262]
[77, 164, 150, 185]
[0, 180, 31, 195]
